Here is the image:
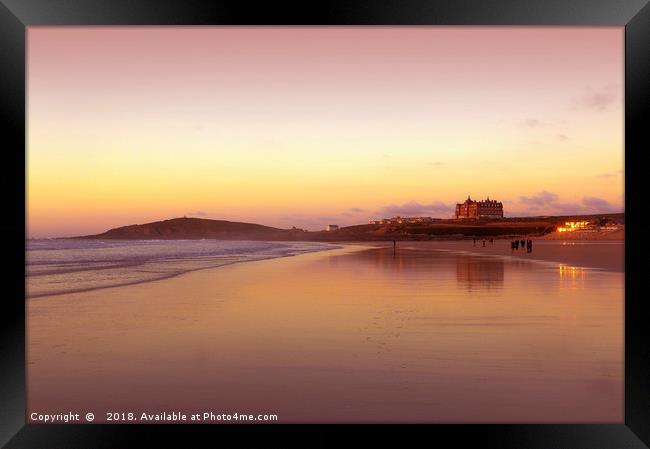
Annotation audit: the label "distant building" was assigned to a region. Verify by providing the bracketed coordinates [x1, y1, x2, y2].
[557, 220, 621, 233]
[455, 196, 504, 219]
[556, 221, 597, 232]
[369, 216, 434, 225]
[325, 224, 339, 231]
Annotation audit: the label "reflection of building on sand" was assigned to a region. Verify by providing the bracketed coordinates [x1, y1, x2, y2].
[332, 247, 592, 291]
[455, 255, 504, 290]
[331, 247, 506, 290]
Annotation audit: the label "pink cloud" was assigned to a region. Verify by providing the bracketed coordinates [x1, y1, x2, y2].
[574, 85, 618, 111]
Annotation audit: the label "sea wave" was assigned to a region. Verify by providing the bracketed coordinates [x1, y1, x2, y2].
[26, 239, 338, 298]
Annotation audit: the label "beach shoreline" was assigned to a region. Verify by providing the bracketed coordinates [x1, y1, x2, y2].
[26, 240, 346, 299]
[27, 239, 623, 300]
[342, 239, 624, 273]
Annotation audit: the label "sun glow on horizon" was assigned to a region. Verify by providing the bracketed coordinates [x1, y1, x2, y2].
[27, 27, 624, 237]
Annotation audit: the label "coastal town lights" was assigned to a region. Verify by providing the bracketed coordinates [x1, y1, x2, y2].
[557, 221, 589, 232]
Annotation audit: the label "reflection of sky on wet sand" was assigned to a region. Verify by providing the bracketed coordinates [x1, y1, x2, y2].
[27, 245, 623, 423]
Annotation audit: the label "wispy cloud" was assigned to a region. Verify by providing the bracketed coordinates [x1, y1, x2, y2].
[518, 191, 621, 215]
[377, 200, 454, 218]
[520, 191, 559, 206]
[597, 170, 623, 179]
[187, 210, 208, 217]
[521, 118, 542, 128]
[582, 196, 612, 210]
[552, 202, 583, 213]
[573, 85, 618, 111]
[317, 215, 342, 223]
[348, 207, 366, 213]
[519, 117, 557, 128]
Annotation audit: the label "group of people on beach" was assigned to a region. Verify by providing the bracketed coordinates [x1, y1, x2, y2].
[473, 238, 494, 247]
[511, 239, 533, 253]
[471, 237, 533, 253]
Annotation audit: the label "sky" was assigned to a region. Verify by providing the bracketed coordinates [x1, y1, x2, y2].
[27, 27, 624, 237]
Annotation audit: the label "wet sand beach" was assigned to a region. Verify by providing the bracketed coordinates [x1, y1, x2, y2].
[27, 242, 623, 423]
[364, 239, 624, 272]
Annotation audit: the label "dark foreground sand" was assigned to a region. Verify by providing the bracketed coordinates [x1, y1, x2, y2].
[28, 243, 623, 423]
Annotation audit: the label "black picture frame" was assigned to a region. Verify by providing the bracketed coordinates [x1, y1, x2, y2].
[1, 1, 648, 447]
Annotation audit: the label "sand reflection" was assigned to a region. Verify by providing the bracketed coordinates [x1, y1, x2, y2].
[455, 255, 504, 290]
[27, 245, 623, 423]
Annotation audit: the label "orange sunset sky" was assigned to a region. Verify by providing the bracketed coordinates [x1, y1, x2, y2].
[27, 27, 624, 238]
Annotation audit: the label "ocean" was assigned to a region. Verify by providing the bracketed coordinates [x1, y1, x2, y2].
[26, 239, 338, 298]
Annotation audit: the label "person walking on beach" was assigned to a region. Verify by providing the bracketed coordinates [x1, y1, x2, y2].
[473, 238, 476, 247]
[526, 239, 533, 253]
[482, 240, 486, 247]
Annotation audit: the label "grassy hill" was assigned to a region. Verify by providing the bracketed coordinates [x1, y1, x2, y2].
[75, 217, 301, 240]
[75, 213, 624, 241]
[307, 213, 624, 241]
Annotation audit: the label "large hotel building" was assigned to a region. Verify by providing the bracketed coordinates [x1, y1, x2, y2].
[455, 196, 504, 219]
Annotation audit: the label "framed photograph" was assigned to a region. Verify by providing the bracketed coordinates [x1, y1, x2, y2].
[2, 0, 648, 447]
